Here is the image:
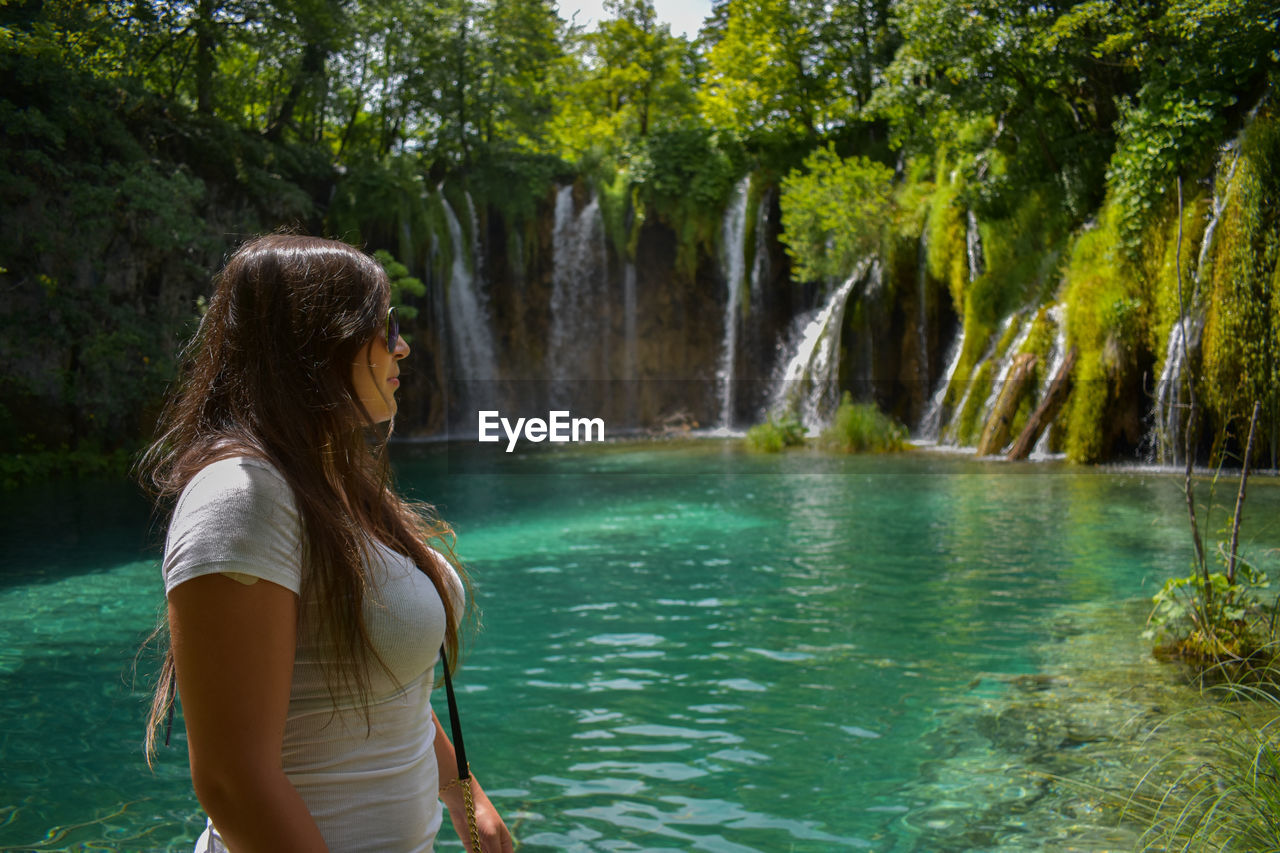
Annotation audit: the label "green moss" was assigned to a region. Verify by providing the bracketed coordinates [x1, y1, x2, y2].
[1146, 190, 1210, 364]
[954, 359, 996, 446]
[1014, 305, 1059, 395]
[1060, 196, 1152, 462]
[1199, 107, 1280, 463]
[597, 168, 634, 262]
[994, 314, 1023, 357]
[925, 163, 969, 315]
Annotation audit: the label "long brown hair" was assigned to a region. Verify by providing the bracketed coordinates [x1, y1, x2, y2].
[138, 233, 470, 762]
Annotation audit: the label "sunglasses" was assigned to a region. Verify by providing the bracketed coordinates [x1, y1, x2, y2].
[385, 306, 400, 354]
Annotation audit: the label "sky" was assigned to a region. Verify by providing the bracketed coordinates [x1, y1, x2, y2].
[556, 0, 714, 39]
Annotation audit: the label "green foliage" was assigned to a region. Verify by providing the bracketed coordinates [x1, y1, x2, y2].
[1106, 0, 1277, 249]
[4, 0, 1278, 470]
[373, 250, 426, 333]
[873, 0, 1130, 222]
[0, 441, 137, 490]
[820, 392, 907, 453]
[699, 0, 894, 141]
[1147, 421, 1280, 683]
[779, 145, 893, 282]
[629, 125, 740, 276]
[1147, 564, 1275, 667]
[745, 411, 806, 452]
[549, 0, 696, 166]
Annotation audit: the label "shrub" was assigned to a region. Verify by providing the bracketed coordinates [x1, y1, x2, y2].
[745, 412, 806, 452]
[820, 393, 907, 453]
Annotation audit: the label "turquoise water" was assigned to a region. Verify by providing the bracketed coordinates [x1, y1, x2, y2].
[3, 442, 1279, 851]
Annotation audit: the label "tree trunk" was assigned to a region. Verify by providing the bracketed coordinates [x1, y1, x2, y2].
[1007, 346, 1077, 461]
[195, 0, 217, 115]
[976, 351, 1036, 455]
[266, 42, 329, 141]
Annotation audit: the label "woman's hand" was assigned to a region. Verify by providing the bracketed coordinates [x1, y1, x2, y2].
[430, 700, 513, 852]
[442, 777, 513, 853]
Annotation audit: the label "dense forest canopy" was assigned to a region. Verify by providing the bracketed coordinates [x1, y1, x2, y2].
[0, 0, 1276, 467]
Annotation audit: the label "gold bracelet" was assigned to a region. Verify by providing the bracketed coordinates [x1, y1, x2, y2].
[439, 764, 472, 796]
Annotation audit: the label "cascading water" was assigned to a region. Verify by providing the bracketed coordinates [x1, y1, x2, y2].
[966, 211, 985, 282]
[770, 258, 875, 434]
[1153, 137, 1244, 464]
[1031, 304, 1068, 458]
[941, 315, 1013, 446]
[918, 327, 965, 441]
[749, 189, 770, 310]
[439, 193, 499, 387]
[623, 261, 638, 425]
[717, 176, 751, 431]
[547, 185, 610, 407]
[972, 313, 1034, 445]
[464, 189, 484, 285]
[1154, 318, 1198, 465]
[916, 227, 930, 413]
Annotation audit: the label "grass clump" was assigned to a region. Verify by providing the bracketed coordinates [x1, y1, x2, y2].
[820, 393, 907, 453]
[745, 412, 806, 453]
[1124, 684, 1280, 852]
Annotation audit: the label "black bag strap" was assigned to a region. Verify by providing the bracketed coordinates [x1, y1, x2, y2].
[439, 644, 470, 782]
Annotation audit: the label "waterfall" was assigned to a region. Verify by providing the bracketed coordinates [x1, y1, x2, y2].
[966, 210, 985, 282]
[548, 185, 609, 406]
[1153, 137, 1244, 464]
[623, 261, 638, 426]
[1030, 304, 1067, 458]
[918, 327, 965, 441]
[464, 189, 484, 285]
[916, 227, 930, 416]
[1154, 317, 1202, 465]
[717, 176, 751, 430]
[770, 258, 875, 433]
[749, 188, 770, 308]
[439, 194, 499, 385]
[941, 315, 1013, 445]
[971, 313, 1034, 447]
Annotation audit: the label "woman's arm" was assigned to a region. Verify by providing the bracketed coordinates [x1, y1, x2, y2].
[432, 709, 513, 853]
[169, 573, 329, 852]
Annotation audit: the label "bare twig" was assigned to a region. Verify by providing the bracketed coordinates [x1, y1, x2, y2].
[1227, 401, 1261, 585]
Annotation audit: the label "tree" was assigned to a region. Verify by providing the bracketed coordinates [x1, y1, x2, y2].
[700, 0, 826, 138]
[549, 0, 696, 162]
[779, 144, 894, 281]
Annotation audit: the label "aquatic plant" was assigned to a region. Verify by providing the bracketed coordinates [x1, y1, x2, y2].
[745, 412, 806, 452]
[1123, 683, 1280, 852]
[1148, 398, 1279, 683]
[820, 392, 907, 454]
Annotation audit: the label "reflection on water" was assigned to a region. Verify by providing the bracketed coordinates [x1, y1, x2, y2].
[2, 443, 1279, 851]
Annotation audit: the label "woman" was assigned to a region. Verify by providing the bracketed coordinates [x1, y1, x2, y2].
[139, 234, 512, 853]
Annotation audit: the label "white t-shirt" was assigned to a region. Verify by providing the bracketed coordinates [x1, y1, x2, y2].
[163, 456, 461, 853]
